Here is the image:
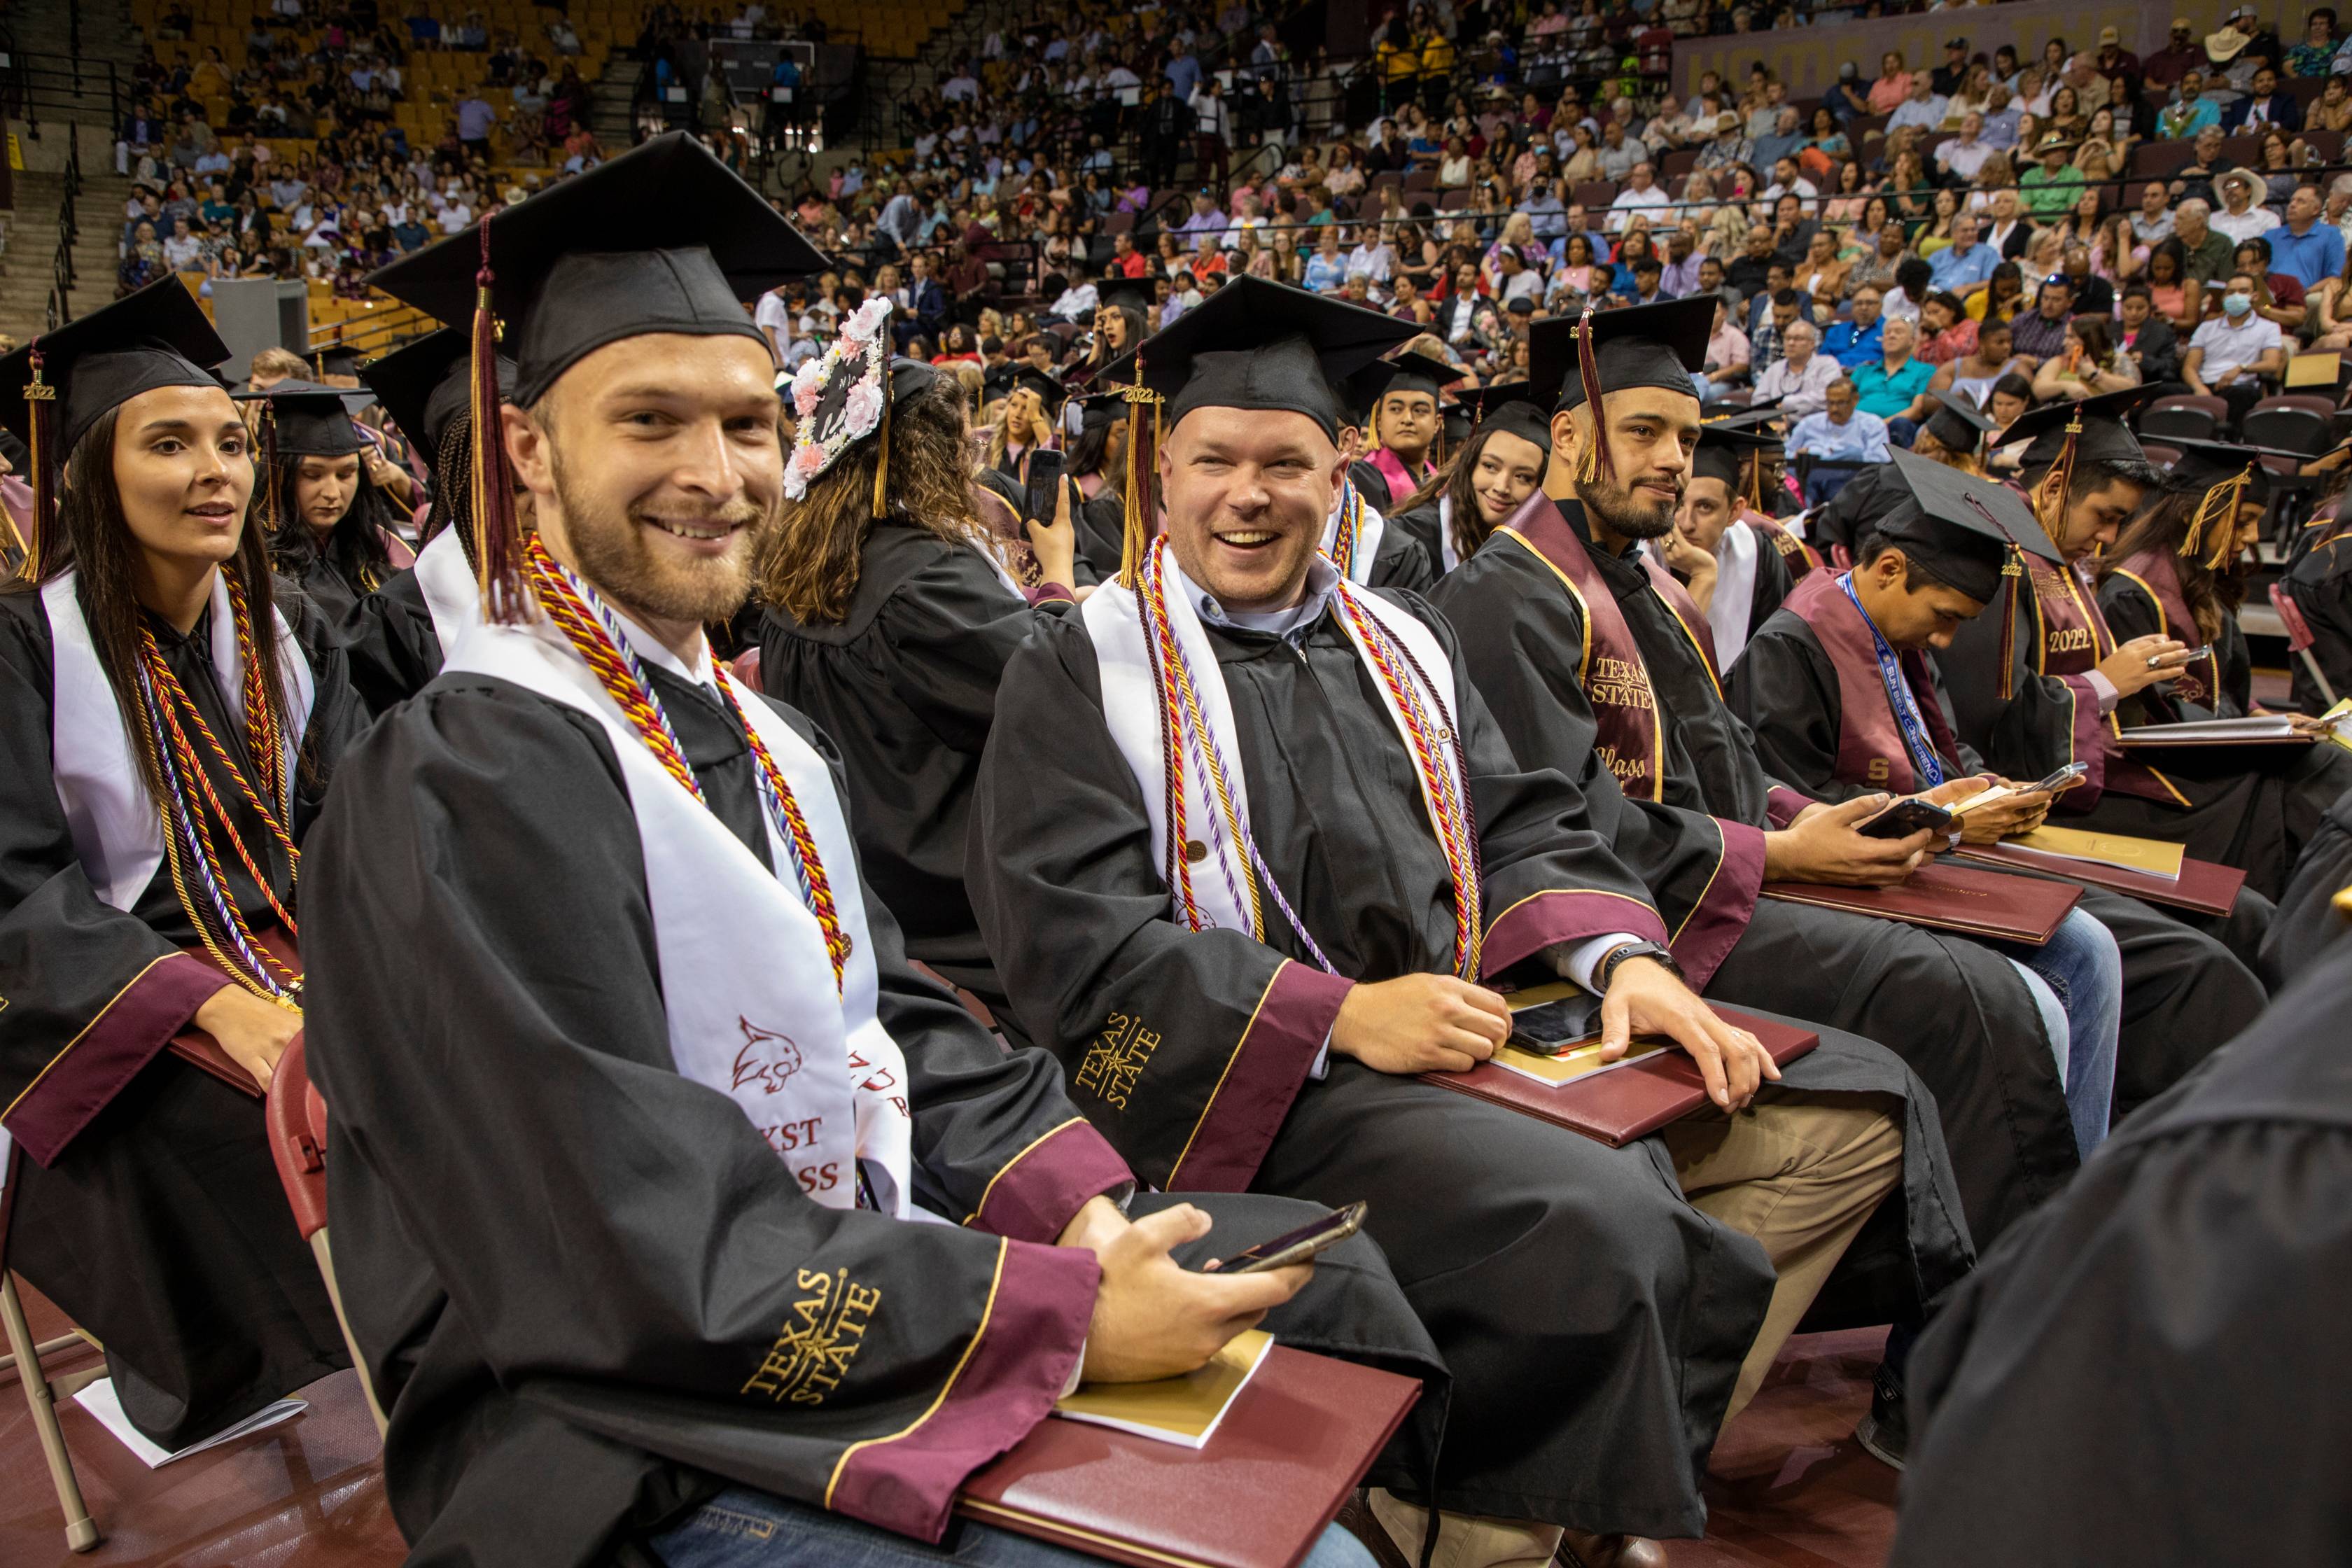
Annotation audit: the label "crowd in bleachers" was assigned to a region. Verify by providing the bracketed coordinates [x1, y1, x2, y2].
[764, 5, 2352, 491]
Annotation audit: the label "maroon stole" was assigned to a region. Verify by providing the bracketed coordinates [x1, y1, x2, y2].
[2104, 549, 2218, 711]
[1370, 445, 1433, 504]
[1496, 496, 1721, 803]
[380, 526, 418, 572]
[1742, 510, 1821, 579]
[1780, 569, 1961, 794]
[2024, 556, 2189, 808]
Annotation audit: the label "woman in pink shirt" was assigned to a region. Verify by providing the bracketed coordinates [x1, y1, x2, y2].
[1868, 51, 1914, 114]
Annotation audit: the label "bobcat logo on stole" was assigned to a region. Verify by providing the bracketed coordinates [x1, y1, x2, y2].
[731, 1018, 804, 1095]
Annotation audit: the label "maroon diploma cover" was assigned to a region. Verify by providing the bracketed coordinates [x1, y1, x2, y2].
[955, 1347, 1420, 1568]
[169, 927, 301, 1098]
[1760, 860, 2080, 945]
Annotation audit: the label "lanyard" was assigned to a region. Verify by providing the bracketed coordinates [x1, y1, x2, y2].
[1838, 570, 1945, 788]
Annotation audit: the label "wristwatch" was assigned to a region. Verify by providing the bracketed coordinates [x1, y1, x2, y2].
[1597, 939, 1683, 990]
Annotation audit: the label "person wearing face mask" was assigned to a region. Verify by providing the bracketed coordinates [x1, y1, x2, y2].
[2184, 270, 2288, 430]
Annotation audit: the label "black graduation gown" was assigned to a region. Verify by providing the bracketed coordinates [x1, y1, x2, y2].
[2095, 575, 2254, 722]
[1430, 505, 2073, 1247]
[0, 584, 363, 1448]
[1893, 941, 2352, 1567]
[1359, 510, 1437, 592]
[2281, 524, 2352, 717]
[1941, 563, 2352, 902]
[303, 659, 1444, 1568]
[967, 588, 1968, 1539]
[333, 567, 443, 715]
[757, 525, 1053, 1016]
[1075, 489, 1128, 581]
[2262, 786, 2352, 981]
[1388, 500, 1448, 580]
[1729, 609, 2272, 1113]
[1348, 456, 1394, 512]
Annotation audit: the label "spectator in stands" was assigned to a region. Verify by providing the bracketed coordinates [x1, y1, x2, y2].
[1703, 295, 1750, 393]
[2160, 70, 2224, 139]
[2185, 270, 2289, 428]
[2234, 237, 2310, 333]
[1606, 162, 1670, 233]
[2267, 184, 2347, 290]
[1753, 317, 1840, 416]
[1935, 113, 1995, 183]
[2009, 272, 2076, 363]
[1849, 316, 1935, 444]
[1788, 377, 1891, 503]
[2019, 136, 2085, 220]
[2117, 284, 2183, 384]
[1928, 213, 1998, 296]
[1870, 50, 1914, 114]
[2211, 169, 2281, 246]
[1889, 74, 1950, 136]
[2170, 199, 2236, 291]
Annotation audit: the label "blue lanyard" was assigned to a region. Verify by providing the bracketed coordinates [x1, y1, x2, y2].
[1837, 571, 1945, 788]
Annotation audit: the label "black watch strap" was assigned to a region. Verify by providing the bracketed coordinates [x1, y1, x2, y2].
[1599, 939, 1681, 990]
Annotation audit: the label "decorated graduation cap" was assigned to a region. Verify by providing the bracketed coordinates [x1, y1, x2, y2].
[1917, 386, 1999, 457]
[365, 131, 830, 620]
[781, 298, 939, 517]
[2166, 436, 2298, 570]
[0, 277, 229, 582]
[361, 326, 516, 461]
[1874, 448, 2062, 604]
[1529, 296, 1714, 490]
[1097, 276, 1415, 584]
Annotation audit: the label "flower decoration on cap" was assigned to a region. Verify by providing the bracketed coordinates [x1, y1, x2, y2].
[782, 296, 897, 504]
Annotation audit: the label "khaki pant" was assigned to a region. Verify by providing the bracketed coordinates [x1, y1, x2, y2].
[1660, 1092, 1905, 1424]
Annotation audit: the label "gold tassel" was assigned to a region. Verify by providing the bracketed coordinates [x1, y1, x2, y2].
[1117, 354, 1163, 589]
[2033, 414, 2082, 546]
[2180, 466, 2251, 573]
[13, 343, 55, 582]
[870, 372, 894, 521]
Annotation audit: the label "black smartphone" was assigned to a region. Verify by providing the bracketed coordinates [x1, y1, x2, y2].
[1209, 1200, 1369, 1274]
[1023, 449, 1067, 524]
[2026, 762, 2088, 794]
[1856, 797, 1954, 840]
[1507, 994, 1605, 1056]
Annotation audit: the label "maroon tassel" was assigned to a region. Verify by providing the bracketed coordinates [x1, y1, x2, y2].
[468, 223, 528, 622]
[14, 342, 57, 582]
[1572, 304, 1615, 489]
[262, 402, 282, 535]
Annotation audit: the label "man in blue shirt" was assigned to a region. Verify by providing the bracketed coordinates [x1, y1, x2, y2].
[1926, 214, 1998, 295]
[1165, 41, 1203, 102]
[1822, 284, 1886, 369]
[1846, 317, 1937, 447]
[1787, 377, 1891, 503]
[2264, 185, 2347, 290]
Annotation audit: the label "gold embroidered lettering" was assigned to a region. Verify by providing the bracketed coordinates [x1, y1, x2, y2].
[1075, 1011, 1161, 1112]
[1866, 757, 1890, 783]
[2046, 627, 2092, 654]
[742, 1267, 883, 1405]
[1595, 743, 1643, 785]
[1586, 655, 1656, 713]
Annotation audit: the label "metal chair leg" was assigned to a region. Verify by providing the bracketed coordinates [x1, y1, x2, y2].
[2, 1271, 102, 1551]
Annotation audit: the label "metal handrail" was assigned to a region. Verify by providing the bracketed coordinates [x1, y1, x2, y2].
[47, 124, 81, 330]
[6, 55, 125, 132]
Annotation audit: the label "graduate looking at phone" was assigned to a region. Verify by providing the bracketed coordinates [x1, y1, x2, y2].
[1729, 452, 2271, 1127]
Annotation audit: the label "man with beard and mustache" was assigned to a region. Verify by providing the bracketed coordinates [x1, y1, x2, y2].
[295, 137, 1429, 1568]
[1429, 300, 2147, 1464]
[970, 278, 1970, 1567]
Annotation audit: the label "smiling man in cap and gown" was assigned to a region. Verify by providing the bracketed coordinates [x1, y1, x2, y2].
[302, 137, 1432, 1568]
[969, 276, 1963, 1565]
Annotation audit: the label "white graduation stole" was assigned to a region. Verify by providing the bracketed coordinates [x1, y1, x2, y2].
[1436, 495, 1461, 575]
[1646, 516, 1758, 664]
[1320, 485, 1388, 587]
[444, 612, 915, 1215]
[43, 568, 316, 912]
[1082, 548, 1468, 943]
[412, 525, 478, 658]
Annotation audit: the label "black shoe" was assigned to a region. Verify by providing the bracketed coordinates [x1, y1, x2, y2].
[1854, 1364, 1907, 1471]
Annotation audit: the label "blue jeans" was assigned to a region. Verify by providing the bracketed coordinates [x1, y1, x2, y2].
[1996, 907, 2121, 1160]
[650, 1485, 1378, 1568]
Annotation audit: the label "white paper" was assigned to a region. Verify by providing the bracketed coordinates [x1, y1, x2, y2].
[74, 1377, 307, 1468]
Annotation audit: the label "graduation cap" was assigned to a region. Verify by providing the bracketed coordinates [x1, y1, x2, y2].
[366, 132, 827, 408]
[1916, 386, 1998, 458]
[0, 278, 229, 582]
[1452, 382, 1555, 456]
[312, 345, 363, 384]
[1097, 280, 1153, 327]
[361, 326, 516, 460]
[2001, 386, 2160, 543]
[1099, 276, 1415, 442]
[2166, 437, 2300, 570]
[365, 132, 830, 620]
[1077, 389, 1129, 433]
[1011, 365, 1068, 413]
[1441, 400, 1475, 447]
[232, 379, 370, 456]
[1359, 349, 1457, 407]
[1870, 452, 2062, 690]
[1530, 297, 1712, 490]
[781, 298, 939, 516]
[1690, 423, 1782, 494]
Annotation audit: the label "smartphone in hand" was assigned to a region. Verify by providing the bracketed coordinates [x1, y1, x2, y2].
[1023, 449, 1068, 524]
[1855, 797, 1954, 840]
[1205, 1201, 1369, 1274]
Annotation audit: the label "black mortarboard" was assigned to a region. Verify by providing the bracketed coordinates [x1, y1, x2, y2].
[1357, 349, 1457, 405]
[1530, 297, 1714, 415]
[0, 279, 229, 580]
[1448, 381, 1553, 454]
[1078, 389, 1129, 433]
[1101, 276, 1414, 440]
[782, 300, 940, 513]
[1918, 386, 1998, 456]
[362, 326, 515, 457]
[2165, 435, 2301, 504]
[313, 345, 363, 382]
[2002, 386, 2158, 474]
[1690, 424, 1781, 490]
[366, 132, 828, 406]
[232, 379, 370, 456]
[1012, 366, 1068, 412]
[1870, 449, 2062, 603]
[0, 278, 226, 454]
[1098, 280, 1153, 319]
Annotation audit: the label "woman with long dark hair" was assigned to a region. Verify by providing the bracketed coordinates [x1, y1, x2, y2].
[1390, 393, 1551, 575]
[757, 305, 1079, 1022]
[2099, 454, 2283, 723]
[243, 380, 406, 622]
[0, 281, 360, 1452]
